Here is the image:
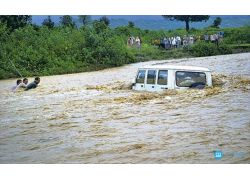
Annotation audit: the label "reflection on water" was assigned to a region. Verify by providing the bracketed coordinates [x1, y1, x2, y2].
[0, 53, 250, 163]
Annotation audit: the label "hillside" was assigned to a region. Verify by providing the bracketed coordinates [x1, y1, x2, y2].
[32, 15, 250, 30]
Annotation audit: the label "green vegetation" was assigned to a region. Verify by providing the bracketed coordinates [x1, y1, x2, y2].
[190, 42, 232, 57]
[0, 15, 32, 31]
[42, 16, 55, 29]
[212, 17, 222, 28]
[0, 15, 250, 79]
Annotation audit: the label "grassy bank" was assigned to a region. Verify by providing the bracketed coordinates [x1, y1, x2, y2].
[0, 21, 250, 79]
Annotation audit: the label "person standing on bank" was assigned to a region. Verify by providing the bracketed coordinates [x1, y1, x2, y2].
[135, 36, 141, 49]
[25, 77, 40, 91]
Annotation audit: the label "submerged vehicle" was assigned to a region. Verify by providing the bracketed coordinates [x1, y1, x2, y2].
[132, 65, 212, 91]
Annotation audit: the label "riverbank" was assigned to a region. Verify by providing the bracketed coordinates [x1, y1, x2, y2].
[1, 22, 249, 79]
[1, 48, 250, 81]
[1, 52, 250, 84]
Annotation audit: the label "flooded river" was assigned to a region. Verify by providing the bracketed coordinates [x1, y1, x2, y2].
[0, 53, 250, 163]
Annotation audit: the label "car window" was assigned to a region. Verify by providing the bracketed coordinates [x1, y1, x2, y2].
[176, 71, 206, 87]
[136, 70, 146, 83]
[158, 70, 168, 85]
[147, 70, 156, 84]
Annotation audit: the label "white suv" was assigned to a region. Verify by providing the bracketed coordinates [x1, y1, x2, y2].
[132, 65, 212, 91]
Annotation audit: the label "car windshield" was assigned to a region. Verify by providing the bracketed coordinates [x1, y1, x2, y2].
[176, 71, 206, 87]
[136, 70, 146, 83]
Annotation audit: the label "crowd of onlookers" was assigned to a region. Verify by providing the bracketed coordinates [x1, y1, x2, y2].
[160, 36, 184, 49]
[153, 31, 225, 50]
[127, 32, 225, 50]
[203, 31, 224, 45]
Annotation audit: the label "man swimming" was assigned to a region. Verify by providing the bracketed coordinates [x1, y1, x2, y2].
[22, 78, 28, 86]
[25, 77, 40, 90]
[11, 79, 22, 91]
[12, 78, 29, 92]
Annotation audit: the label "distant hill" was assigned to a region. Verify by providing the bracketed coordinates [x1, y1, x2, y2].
[32, 15, 250, 30]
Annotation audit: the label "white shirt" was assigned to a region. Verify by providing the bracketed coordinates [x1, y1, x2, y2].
[172, 38, 176, 45]
[12, 83, 27, 92]
[135, 38, 140, 45]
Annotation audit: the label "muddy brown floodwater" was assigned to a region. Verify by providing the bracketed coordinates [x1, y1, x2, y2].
[0, 53, 250, 163]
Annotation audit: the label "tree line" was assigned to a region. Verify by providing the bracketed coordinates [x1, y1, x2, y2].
[0, 15, 224, 32]
[0, 15, 249, 79]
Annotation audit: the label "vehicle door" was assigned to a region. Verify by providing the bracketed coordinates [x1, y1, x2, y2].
[156, 70, 168, 90]
[135, 69, 146, 91]
[145, 69, 157, 91]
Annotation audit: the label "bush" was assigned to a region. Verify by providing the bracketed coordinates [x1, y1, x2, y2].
[190, 42, 232, 57]
[217, 43, 233, 54]
[128, 44, 167, 61]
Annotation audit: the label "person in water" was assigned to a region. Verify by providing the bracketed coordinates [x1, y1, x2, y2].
[12, 78, 28, 91]
[11, 79, 22, 91]
[17, 78, 29, 89]
[22, 78, 28, 86]
[25, 77, 40, 90]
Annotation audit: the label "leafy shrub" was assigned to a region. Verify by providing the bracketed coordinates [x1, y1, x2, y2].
[190, 42, 232, 57]
[217, 43, 233, 54]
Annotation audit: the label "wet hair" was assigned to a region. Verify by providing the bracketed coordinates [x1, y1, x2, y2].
[16, 79, 22, 85]
[23, 78, 28, 82]
[34, 77, 40, 84]
[35, 77, 40, 81]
